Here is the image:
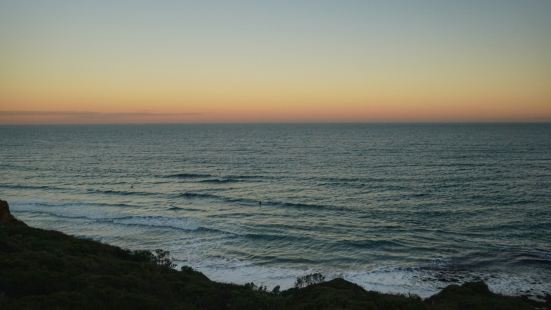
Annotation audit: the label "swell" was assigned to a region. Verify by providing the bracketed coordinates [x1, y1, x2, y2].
[7, 186, 337, 213]
[165, 173, 212, 179]
[338, 239, 413, 251]
[86, 188, 161, 197]
[164, 173, 267, 183]
[15, 200, 142, 209]
[0, 183, 69, 191]
[0, 184, 162, 198]
[510, 255, 551, 267]
[16, 209, 223, 234]
[16, 208, 322, 245]
[198, 178, 243, 184]
[177, 191, 342, 212]
[241, 232, 318, 243]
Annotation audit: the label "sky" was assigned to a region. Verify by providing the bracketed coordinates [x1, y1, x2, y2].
[1, 0, 550, 124]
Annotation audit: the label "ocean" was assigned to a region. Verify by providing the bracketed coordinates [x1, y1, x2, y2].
[1, 123, 550, 298]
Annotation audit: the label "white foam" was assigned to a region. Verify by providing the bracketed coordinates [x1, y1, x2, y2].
[178, 258, 551, 299]
[11, 200, 203, 232]
[9, 199, 551, 299]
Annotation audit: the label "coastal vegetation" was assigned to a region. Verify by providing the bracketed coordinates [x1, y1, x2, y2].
[0, 200, 548, 309]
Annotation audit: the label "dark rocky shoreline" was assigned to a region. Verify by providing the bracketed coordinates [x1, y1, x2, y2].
[1, 199, 549, 309]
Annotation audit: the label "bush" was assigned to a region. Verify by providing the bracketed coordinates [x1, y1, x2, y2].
[244, 282, 257, 290]
[294, 273, 326, 288]
[152, 249, 176, 269]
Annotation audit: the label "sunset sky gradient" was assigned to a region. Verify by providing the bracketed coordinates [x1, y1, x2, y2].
[1, 0, 550, 124]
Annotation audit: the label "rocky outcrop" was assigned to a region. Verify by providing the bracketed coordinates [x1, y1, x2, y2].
[0, 199, 26, 226]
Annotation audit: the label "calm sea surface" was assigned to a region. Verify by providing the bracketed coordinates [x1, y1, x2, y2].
[1, 124, 550, 297]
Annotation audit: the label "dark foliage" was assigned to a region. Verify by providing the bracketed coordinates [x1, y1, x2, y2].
[152, 249, 177, 269]
[0, 223, 547, 309]
[295, 272, 326, 288]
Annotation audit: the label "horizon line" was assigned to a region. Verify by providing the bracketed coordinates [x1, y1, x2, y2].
[1, 120, 551, 126]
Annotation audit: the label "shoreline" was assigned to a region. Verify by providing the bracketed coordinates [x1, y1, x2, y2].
[182, 259, 551, 300]
[1, 199, 549, 309]
[9, 198, 550, 301]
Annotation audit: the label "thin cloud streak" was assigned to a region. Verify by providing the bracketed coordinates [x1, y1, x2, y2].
[0, 110, 204, 124]
[0, 111, 202, 117]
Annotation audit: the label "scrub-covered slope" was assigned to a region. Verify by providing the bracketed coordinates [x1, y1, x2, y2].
[0, 200, 547, 309]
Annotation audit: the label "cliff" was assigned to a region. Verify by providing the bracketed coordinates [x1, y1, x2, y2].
[0, 199, 26, 226]
[0, 200, 548, 309]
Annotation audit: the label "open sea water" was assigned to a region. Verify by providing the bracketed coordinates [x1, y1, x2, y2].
[1, 124, 550, 298]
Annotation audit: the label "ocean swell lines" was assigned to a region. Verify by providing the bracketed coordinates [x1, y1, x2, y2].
[16, 208, 222, 234]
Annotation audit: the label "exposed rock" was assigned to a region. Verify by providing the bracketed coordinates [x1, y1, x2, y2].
[0, 199, 26, 226]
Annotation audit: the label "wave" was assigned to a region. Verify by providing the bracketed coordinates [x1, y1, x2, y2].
[341, 239, 409, 250]
[178, 192, 262, 207]
[273, 201, 343, 211]
[3, 182, 337, 212]
[177, 192, 261, 207]
[164, 172, 267, 182]
[178, 192, 220, 199]
[242, 232, 316, 243]
[511, 257, 551, 267]
[177, 191, 339, 211]
[225, 175, 270, 180]
[198, 178, 243, 184]
[0, 183, 68, 191]
[14, 200, 141, 209]
[317, 176, 390, 183]
[165, 173, 213, 179]
[112, 215, 214, 232]
[86, 189, 160, 197]
[16, 208, 222, 234]
[186, 259, 551, 299]
[17, 205, 322, 244]
[506, 251, 551, 267]
[16, 209, 112, 222]
[166, 206, 203, 212]
[342, 267, 551, 299]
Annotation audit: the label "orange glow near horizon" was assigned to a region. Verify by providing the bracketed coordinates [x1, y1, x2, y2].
[1, 1, 550, 124]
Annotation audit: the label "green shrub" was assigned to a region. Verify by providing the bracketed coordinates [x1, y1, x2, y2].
[294, 272, 326, 288]
[152, 249, 176, 269]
